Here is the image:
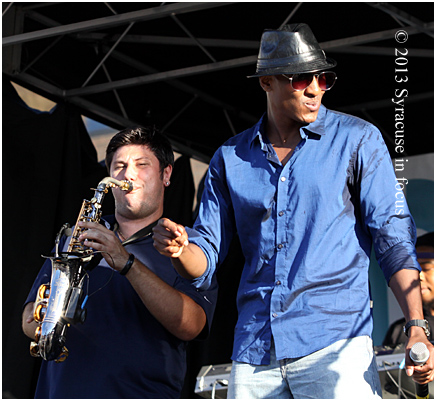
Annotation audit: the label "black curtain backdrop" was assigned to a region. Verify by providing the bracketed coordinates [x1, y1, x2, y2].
[180, 173, 245, 398]
[2, 77, 242, 398]
[182, 235, 244, 398]
[164, 154, 195, 228]
[3, 77, 111, 398]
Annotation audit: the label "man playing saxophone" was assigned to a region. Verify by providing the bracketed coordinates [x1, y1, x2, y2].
[22, 126, 217, 398]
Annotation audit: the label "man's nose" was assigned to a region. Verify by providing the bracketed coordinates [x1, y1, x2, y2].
[305, 76, 322, 96]
[124, 164, 137, 180]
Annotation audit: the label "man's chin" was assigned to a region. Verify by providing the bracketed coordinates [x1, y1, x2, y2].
[300, 110, 320, 125]
[115, 203, 136, 218]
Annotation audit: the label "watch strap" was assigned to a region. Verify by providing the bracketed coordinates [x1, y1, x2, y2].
[403, 319, 430, 337]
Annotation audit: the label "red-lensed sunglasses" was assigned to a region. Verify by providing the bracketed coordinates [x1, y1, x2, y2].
[282, 71, 337, 91]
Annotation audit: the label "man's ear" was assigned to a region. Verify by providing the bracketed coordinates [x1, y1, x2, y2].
[259, 75, 273, 92]
[163, 164, 173, 185]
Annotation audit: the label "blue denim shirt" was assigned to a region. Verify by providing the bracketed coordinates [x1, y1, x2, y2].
[187, 104, 420, 364]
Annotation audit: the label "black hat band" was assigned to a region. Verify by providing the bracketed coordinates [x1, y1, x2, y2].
[257, 49, 326, 69]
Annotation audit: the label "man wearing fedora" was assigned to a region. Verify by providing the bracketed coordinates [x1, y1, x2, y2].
[153, 23, 434, 398]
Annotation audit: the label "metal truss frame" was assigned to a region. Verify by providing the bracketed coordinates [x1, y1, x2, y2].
[2, 2, 434, 161]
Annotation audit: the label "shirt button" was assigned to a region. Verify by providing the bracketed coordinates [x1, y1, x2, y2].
[280, 176, 286, 182]
[272, 313, 278, 318]
[277, 243, 283, 249]
[278, 211, 284, 217]
[276, 280, 281, 286]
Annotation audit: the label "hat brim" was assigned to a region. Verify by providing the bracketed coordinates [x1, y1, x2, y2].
[247, 57, 337, 78]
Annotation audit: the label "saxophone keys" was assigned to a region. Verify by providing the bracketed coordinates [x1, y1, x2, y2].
[55, 347, 69, 363]
[29, 341, 40, 357]
[38, 284, 50, 299]
[34, 302, 47, 323]
[34, 326, 41, 342]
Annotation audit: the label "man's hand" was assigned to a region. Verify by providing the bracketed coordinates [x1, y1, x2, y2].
[389, 269, 434, 384]
[22, 302, 38, 339]
[152, 218, 189, 258]
[153, 218, 207, 280]
[78, 221, 129, 272]
[405, 329, 434, 384]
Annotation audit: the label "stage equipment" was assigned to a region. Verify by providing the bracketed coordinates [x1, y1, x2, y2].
[195, 363, 231, 399]
[195, 346, 434, 399]
[375, 345, 433, 399]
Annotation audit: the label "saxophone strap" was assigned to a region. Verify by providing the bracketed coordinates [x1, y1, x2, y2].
[83, 219, 159, 272]
[116, 219, 159, 246]
[84, 219, 159, 272]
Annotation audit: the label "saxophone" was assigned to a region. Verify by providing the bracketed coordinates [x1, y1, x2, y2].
[29, 177, 132, 362]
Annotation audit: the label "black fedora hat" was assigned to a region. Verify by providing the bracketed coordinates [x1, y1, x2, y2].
[248, 23, 336, 78]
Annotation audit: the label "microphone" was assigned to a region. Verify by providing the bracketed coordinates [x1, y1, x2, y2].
[409, 342, 430, 399]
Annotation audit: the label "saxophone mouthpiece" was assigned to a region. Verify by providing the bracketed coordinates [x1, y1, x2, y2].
[124, 180, 133, 192]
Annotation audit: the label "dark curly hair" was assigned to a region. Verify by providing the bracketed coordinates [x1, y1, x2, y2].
[105, 126, 174, 176]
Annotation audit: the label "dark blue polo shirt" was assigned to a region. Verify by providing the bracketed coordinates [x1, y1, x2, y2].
[25, 216, 218, 398]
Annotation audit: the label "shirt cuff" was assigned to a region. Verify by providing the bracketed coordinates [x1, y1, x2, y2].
[184, 227, 216, 290]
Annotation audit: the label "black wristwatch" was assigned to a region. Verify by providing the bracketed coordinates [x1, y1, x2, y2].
[403, 319, 430, 337]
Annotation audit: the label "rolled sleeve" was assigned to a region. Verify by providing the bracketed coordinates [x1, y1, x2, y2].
[355, 125, 420, 283]
[186, 147, 237, 290]
[185, 227, 216, 290]
[378, 239, 420, 284]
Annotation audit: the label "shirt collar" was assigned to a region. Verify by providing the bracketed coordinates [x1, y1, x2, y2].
[250, 104, 327, 148]
[250, 113, 268, 150]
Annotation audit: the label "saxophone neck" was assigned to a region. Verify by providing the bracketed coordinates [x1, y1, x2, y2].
[97, 177, 133, 192]
[66, 177, 132, 254]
